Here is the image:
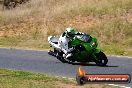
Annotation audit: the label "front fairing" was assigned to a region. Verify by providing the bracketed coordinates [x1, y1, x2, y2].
[69, 35, 98, 61]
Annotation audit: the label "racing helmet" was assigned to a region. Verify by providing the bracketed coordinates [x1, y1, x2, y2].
[65, 27, 76, 38]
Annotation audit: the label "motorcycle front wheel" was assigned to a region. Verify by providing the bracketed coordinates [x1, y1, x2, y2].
[95, 51, 108, 66]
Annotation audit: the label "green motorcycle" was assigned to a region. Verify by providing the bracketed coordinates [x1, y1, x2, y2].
[48, 33, 108, 66]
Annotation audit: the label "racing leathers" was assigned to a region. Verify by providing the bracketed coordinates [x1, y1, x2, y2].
[58, 31, 84, 59]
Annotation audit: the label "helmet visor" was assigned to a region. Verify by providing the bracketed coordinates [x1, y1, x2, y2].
[68, 32, 75, 37]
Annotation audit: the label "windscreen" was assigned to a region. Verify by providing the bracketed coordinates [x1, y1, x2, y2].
[82, 34, 92, 43]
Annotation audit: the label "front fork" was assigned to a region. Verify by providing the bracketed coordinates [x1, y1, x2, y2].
[92, 49, 101, 61]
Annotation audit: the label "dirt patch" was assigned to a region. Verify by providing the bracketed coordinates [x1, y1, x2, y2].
[0, 12, 132, 38]
[65, 15, 102, 30]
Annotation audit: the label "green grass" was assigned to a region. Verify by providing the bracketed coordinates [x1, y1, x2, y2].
[0, 37, 50, 50]
[101, 44, 126, 55]
[0, 37, 23, 46]
[0, 69, 71, 88]
[0, 69, 117, 88]
[86, 18, 132, 56]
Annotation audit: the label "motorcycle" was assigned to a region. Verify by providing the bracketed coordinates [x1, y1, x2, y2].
[48, 33, 108, 66]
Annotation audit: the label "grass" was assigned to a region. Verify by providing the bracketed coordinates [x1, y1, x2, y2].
[87, 18, 132, 56]
[77, 0, 132, 16]
[0, 68, 118, 88]
[0, 0, 132, 56]
[0, 68, 68, 88]
[0, 37, 50, 50]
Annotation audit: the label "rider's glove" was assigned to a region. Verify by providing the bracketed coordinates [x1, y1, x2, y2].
[76, 32, 84, 35]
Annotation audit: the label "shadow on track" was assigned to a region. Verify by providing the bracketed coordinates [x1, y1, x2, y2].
[67, 62, 118, 67]
[55, 56, 118, 67]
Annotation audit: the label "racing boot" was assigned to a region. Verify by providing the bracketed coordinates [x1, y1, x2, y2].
[66, 53, 72, 59]
[63, 53, 72, 59]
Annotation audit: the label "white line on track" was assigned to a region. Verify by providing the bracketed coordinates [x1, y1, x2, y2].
[108, 55, 132, 59]
[108, 84, 131, 88]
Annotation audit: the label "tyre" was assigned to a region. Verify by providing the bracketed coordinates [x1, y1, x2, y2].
[54, 48, 68, 63]
[95, 51, 108, 66]
[48, 50, 55, 56]
[76, 75, 86, 85]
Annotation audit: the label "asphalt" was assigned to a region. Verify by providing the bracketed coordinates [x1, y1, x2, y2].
[0, 48, 132, 87]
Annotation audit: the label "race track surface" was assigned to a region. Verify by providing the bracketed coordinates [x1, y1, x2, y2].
[0, 48, 131, 87]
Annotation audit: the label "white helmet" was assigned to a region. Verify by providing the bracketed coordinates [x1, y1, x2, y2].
[65, 27, 76, 38]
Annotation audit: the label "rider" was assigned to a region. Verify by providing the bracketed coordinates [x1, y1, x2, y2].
[58, 27, 84, 59]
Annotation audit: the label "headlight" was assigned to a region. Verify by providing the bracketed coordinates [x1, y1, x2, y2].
[91, 42, 96, 46]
